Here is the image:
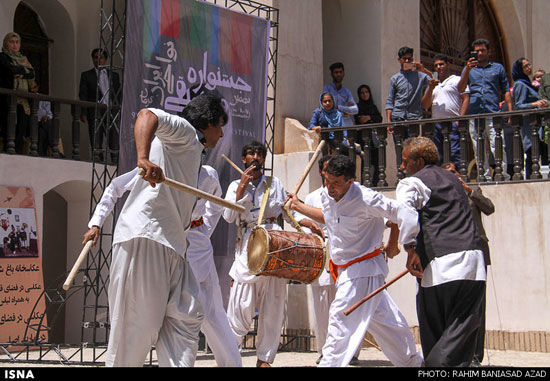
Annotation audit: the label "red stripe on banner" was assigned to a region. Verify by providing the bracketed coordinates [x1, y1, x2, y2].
[218, 8, 232, 64]
[231, 12, 252, 75]
[160, 0, 180, 38]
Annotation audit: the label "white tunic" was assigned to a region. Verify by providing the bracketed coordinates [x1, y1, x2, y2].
[396, 176, 486, 288]
[223, 175, 289, 283]
[88, 168, 139, 229]
[320, 182, 419, 284]
[113, 108, 204, 257]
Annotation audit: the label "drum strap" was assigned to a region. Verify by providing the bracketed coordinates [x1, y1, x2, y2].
[256, 176, 272, 226]
[329, 248, 381, 283]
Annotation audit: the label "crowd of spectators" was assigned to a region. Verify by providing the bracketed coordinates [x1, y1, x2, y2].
[0, 32, 119, 162]
[1, 30, 549, 177]
[308, 39, 550, 181]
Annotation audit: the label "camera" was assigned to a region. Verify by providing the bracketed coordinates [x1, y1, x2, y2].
[470, 50, 478, 60]
[403, 62, 415, 71]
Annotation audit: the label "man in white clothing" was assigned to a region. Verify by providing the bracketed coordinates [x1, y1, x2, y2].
[421, 54, 470, 168]
[286, 155, 423, 368]
[222, 140, 292, 368]
[97, 92, 227, 367]
[83, 165, 242, 367]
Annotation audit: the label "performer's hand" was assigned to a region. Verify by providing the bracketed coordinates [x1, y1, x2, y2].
[383, 243, 400, 259]
[300, 219, 325, 240]
[284, 193, 302, 211]
[236, 165, 256, 201]
[82, 226, 100, 248]
[137, 158, 165, 187]
[406, 248, 423, 278]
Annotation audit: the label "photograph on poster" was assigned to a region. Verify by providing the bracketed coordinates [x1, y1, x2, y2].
[0, 208, 38, 258]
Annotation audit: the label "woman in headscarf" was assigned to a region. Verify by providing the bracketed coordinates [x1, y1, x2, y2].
[355, 84, 383, 186]
[0, 32, 37, 153]
[308, 92, 347, 153]
[512, 57, 548, 178]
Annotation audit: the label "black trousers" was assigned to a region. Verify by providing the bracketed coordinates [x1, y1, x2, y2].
[417, 279, 485, 367]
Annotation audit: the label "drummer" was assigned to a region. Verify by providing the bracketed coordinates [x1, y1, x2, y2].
[222, 140, 295, 367]
[286, 154, 423, 368]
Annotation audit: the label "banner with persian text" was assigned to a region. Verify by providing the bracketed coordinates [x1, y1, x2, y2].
[0, 187, 47, 343]
[120, 0, 270, 302]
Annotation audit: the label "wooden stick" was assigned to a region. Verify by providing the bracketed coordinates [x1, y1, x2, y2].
[363, 337, 382, 352]
[281, 140, 326, 231]
[138, 168, 245, 214]
[287, 140, 326, 200]
[343, 269, 409, 316]
[63, 240, 93, 290]
[222, 154, 244, 175]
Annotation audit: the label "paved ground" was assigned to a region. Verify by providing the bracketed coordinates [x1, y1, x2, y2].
[1, 346, 549, 368]
[194, 347, 550, 368]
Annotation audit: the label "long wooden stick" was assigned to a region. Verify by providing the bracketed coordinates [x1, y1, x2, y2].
[138, 168, 245, 214]
[281, 140, 326, 232]
[286, 140, 326, 201]
[63, 240, 93, 290]
[222, 154, 244, 175]
[343, 269, 409, 316]
[364, 337, 382, 352]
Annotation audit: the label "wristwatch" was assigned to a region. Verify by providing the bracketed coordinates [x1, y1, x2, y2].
[403, 243, 416, 250]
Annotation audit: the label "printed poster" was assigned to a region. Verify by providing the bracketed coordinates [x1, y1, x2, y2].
[0, 186, 47, 344]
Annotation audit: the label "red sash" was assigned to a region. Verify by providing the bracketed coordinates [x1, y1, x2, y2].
[329, 248, 381, 283]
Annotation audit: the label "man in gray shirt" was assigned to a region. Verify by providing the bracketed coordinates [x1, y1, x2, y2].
[386, 46, 432, 139]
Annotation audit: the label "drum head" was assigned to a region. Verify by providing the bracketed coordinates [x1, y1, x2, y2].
[247, 226, 269, 274]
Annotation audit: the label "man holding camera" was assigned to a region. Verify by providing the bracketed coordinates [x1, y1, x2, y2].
[421, 54, 470, 168]
[462, 38, 512, 180]
[385, 46, 433, 158]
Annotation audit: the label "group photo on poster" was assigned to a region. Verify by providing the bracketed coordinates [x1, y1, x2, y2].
[0, 208, 38, 258]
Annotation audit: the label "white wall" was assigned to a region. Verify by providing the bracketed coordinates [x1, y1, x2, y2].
[272, 0, 324, 153]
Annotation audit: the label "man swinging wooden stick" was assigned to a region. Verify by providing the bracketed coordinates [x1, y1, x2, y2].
[285, 154, 422, 368]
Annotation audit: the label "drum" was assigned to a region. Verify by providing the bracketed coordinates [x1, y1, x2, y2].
[247, 226, 327, 284]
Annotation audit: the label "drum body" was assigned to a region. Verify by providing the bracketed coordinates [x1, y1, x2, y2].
[247, 226, 327, 284]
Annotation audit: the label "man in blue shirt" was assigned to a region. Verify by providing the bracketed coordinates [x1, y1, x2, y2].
[462, 38, 512, 180]
[323, 62, 358, 127]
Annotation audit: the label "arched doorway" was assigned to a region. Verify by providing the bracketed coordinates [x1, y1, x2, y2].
[42, 188, 67, 344]
[14, 2, 51, 94]
[420, 0, 508, 78]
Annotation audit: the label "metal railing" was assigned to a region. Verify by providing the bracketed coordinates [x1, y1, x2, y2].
[321, 107, 550, 186]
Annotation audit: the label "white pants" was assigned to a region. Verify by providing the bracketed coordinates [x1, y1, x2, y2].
[197, 261, 242, 367]
[469, 118, 508, 179]
[309, 280, 337, 354]
[319, 275, 422, 367]
[226, 276, 287, 364]
[106, 238, 203, 367]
